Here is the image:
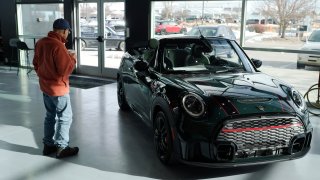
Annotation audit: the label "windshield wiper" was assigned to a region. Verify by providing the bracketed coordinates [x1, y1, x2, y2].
[164, 69, 211, 74]
[214, 67, 244, 73]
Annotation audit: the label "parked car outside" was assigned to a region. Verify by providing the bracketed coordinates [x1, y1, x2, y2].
[80, 25, 125, 51]
[246, 19, 260, 25]
[155, 20, 187, 35]
[186, 25, 236, 40]
[117, 36, 312, 167]
[297, 29, 320, 69]
[105, 19, 125, 33]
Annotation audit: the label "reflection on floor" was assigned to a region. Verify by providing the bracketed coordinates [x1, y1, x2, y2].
[0, 66, 319, 180]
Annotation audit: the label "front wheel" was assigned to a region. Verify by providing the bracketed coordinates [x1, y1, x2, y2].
[297, 62, 305, 69]
[118, 41, 125, 51]
[117, 78, 130, 110]
[153, 111, 176, 165]
[160, 29, 167, 35]
[180, 28, 187, 34]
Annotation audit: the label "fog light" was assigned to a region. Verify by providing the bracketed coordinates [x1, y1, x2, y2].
[215, 142, 236, 161]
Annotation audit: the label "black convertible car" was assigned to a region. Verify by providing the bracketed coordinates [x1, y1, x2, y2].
[117, 36, 312, 167]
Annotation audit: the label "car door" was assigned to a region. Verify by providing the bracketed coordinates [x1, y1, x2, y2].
[124, 61, 152, 120]
[134, 69, 153, 120]
[105, 26, 120, 49]
[170, 21, 180, 33]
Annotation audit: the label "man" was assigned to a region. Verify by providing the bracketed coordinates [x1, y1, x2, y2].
[33, 18, 79, 158]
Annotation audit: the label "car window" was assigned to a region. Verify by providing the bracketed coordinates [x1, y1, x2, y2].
[169, 21, 177, 26]
[227, 28, 236, 40]
[162, 39, 245, 74]
[187, 28, 201, 36]
[202, 28, 217, 37]
[308, 30, 320, 42]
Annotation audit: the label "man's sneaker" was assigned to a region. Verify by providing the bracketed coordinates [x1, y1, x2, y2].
[43, 144, 57, 155]
[56, 146, 79, 158]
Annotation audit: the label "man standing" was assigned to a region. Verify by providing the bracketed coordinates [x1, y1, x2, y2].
[33, 18, 79, 158]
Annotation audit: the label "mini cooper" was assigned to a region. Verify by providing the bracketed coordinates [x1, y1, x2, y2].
[117, 36, 312, 167]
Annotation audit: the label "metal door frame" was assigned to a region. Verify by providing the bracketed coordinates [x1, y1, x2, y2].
[75, 0, 124, 78]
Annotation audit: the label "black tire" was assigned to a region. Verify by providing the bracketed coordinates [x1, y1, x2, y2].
[180, 28, 187, 34]
[153, 111, 176, 165]
[297, 62, 305, 69]
[160, 29, 167, 35]
[117, 77, 130, 110]
[118, 41, 125, 51]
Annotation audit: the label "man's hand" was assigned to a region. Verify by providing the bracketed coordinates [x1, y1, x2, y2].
[68, 50, 77, 60]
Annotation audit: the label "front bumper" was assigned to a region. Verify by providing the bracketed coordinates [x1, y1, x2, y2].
[177, 115, 312, 167]
[179, 147, 310, 168]
[297, 54, 320, 66]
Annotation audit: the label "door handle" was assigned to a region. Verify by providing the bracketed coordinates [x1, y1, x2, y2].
[96, 36, 104, 42]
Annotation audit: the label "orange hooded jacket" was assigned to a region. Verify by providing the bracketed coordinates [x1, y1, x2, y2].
[33, 31, 76, 96]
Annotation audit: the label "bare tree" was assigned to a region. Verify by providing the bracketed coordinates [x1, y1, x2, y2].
[173, 9, 190, 22]
[105, 4, 111, 16]
[260, 0, 315, 38]
[79, 4, 97, 20]
[161, 2, 173, 20]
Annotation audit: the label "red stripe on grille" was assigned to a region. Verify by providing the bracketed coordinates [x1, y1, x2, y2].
[221, 123, 303, 133]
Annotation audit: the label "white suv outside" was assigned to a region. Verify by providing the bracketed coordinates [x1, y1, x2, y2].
[297, 29, 320, 69]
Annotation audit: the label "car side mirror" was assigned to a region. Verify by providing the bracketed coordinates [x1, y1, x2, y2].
[134, 60, 149, 72]
[107, 32, 111, 36]
[251, 58, 262, 68]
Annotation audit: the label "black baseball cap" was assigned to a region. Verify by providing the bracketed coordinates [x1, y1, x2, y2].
[53, 18, 72, 31]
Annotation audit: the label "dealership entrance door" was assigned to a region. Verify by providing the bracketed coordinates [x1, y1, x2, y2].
[75, 0, 125, 78]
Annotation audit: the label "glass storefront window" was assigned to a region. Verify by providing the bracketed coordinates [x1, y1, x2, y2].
[151, 1, 242, 43]
[17, 4, 64, 37]
[246, 50, 319, 93]
[151, 1, 320, 72]
[16, 3, 64, 66]
[244, 0, 319, 50]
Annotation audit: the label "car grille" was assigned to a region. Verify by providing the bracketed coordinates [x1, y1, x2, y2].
[216, 116, 305, 159]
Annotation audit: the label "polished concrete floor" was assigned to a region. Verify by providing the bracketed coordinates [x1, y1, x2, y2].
[0, 66, 319, 180]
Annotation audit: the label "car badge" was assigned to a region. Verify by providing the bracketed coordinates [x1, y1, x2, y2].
[256, 105, 265, 111]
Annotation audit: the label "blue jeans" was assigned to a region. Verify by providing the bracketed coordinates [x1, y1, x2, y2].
[42, 93, 73, 149]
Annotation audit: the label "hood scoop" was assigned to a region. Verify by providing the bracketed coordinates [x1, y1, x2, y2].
[237, 98, 272, 104]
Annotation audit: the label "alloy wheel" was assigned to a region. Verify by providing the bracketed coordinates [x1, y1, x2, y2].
[154, 111, 171, 163]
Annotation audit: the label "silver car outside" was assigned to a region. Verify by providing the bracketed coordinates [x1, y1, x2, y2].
[297, 29, 320, 69]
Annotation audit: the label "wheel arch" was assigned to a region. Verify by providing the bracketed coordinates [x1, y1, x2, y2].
[118, 40, 125, 51]
[151, 96, 182, 159]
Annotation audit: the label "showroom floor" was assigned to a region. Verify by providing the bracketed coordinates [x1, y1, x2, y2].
[0, 66, 319, 180]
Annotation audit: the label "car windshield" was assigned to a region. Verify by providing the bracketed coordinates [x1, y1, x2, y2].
[162, 38, 247, 74]
[106, 26, 117, 34]
[308, 30, 320, 42]
[187, 27, 218, 37]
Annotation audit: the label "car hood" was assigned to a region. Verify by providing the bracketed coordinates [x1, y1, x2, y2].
[165, 72, 296, 115]
[301, 41, 320, 51]
[116, 31, 125, 36]
[166, 72, 288, 97]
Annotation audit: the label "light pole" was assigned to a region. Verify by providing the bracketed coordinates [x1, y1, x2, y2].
[202, 1, 204, 24]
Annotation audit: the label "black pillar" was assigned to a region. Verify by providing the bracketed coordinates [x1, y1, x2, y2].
[0, 0, 18, 62]
[125, 0, 150, 50]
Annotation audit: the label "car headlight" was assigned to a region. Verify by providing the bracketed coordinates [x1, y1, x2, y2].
[182, 93, 205, 117]
[291, 88, 306, 110]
